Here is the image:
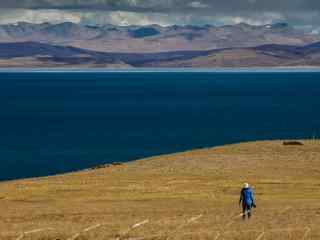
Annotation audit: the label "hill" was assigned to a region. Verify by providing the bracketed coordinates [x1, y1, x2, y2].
[0, 140, 319, 239]
[0, 42, 131, 68]
[1, 41, 320, 68]
[0, 22, 319, 53]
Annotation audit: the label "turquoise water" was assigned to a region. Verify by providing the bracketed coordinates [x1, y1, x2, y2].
[0, 72, 320, 180]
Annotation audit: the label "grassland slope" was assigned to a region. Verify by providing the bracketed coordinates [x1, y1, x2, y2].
[0, 140, 320, 239]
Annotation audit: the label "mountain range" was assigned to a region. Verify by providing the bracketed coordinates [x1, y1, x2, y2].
[1, 22, 320, 68]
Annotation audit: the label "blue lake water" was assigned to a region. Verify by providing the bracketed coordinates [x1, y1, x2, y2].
[0, 71, 320, 181]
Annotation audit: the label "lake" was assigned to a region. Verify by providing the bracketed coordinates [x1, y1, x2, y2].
[0, 71, 320, 180]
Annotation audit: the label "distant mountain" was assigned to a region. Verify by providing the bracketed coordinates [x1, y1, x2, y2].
[0, 42, 127, 68]
[1, 41, 320, 68]
[0, 42, 93, 58]
[0, 22, 319, 53]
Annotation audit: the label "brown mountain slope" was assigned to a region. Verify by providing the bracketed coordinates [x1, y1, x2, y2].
[1, 41, 320, 68]
[0, 22, 319, 53]
[0, 140, 320, 239]
[143, 49, 286, 67]
[141, 46, 319, 67]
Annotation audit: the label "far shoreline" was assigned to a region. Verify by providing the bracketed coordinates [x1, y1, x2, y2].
[0, 67, 320, 73]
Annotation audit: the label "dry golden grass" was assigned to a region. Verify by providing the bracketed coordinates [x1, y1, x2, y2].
[0, 140, 320, 240]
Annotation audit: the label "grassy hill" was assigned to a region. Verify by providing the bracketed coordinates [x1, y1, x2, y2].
[2, 41, 320, 68]
[0, 140, 320, 239]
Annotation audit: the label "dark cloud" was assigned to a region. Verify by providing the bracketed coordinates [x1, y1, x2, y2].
[0, 0, 319, 27]
[1, 0, 319, 12]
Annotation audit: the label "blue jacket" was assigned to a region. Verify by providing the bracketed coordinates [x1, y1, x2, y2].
[239, 187, 254, 206]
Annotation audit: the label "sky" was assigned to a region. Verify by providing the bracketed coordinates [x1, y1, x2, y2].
[0, 0, 319, 28]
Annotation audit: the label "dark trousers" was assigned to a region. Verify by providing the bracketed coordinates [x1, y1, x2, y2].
[242, 204, 252, 219]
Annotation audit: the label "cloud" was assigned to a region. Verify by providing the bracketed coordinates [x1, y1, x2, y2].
[0, 9, 81, 24]
[81, 11, 173, 26]
[215, 12, 285, 26]
[188, 1, 208, 9]
[1, 0, 319, 12]
[0, 8, 318, 29]
[0, 0, 319, 29]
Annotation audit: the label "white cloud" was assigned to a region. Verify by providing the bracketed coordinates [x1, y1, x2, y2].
[109, 11, 168, 26]
[188, 1, 208, 8]
[80, 11, 285, 27]
[0, 9, 81, 24]
[0, 8, 319, 36]
[81, 11, 174, 26]
[216, 12, 285, 26]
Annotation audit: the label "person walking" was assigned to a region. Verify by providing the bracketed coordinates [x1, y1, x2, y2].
[239, 183, 255, 220]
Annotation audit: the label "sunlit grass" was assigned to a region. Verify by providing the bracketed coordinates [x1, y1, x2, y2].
[0, 140, 319, 239]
